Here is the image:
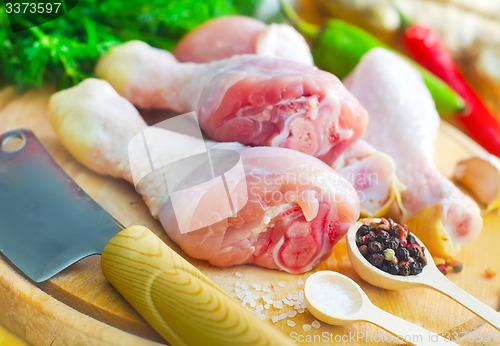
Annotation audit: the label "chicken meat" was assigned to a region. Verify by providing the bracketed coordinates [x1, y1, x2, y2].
[96, 41, 368, 164]
[170, 16, 402, 217]
[173, 15, 313, 65]
[344, 48, 482, 257]
[48, 78, 360, 273]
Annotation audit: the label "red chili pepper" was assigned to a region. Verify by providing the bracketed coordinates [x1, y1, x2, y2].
[401, 23, 500, 157]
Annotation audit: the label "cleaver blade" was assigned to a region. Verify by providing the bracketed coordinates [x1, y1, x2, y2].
[0, 128, 123, 282]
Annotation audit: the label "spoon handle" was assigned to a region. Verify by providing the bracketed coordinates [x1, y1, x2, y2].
[425, 269, 500, 331]
[365, 305, 458, 345]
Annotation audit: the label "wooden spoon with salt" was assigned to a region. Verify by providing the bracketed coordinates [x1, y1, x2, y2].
[305, 271, 457, 345]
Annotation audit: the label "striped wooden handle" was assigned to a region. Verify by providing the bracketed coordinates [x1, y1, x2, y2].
[101, 225, 291, 346]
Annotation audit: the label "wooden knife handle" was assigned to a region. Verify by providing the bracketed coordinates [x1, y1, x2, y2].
[101, 225, 291, 346]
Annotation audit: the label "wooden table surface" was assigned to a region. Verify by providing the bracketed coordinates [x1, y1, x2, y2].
[0, 85, 499, 345]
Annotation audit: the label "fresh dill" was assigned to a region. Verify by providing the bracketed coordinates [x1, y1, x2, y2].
[0, 0, 260, 90]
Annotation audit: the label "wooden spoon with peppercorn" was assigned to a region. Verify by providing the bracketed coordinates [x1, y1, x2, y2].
[346, 218, 500, 331]
[305, 271, 458, 345]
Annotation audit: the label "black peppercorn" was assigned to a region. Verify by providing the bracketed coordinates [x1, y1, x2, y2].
[396, 247, 410, 262]
[368, 241, 383, 254]
[357, 224, 371, 237]
[409, 262, 423, 275]
[356, 236, 365, 247]
[358, 245, 368, 257]
[389, 264, 400, 275]
[407, 234, 416, 245]
[367, 253, 384, 267]
[389, 225, 402, 238]
[408, 246, 421, 259]
[365, 231, 376, 244]
[417, 254, 427, 266]
[380, 262, 391, 273]
[376, 230, 390, 243]
[400, 262, 410, 276]
[384, 237, 399, 250]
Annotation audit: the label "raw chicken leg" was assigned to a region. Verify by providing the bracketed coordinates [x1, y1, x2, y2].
[344, 48, 482, 257]
[96, 41, 368, 164]
[48, 78, 360, 273]
[171, 17, 402, 217]
[173, 16, 313, 65]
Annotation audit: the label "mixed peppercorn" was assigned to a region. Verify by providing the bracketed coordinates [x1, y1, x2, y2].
[356, 218, 427, 276]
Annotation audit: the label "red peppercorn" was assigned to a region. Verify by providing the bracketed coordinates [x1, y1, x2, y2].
[399, 237, 407, 248]
[437, 263, 448, 275]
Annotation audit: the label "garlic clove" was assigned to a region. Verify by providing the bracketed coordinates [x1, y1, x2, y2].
[453, 155, 500, 212]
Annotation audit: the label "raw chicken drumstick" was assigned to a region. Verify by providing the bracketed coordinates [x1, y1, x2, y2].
[171, 15, 403, 217]
[48, 78, 360, 274]
[344, 48, 482, 258]
[96, 41, 368, 165]
[173, 15, 313, 65]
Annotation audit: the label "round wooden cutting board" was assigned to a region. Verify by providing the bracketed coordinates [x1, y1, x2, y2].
[0, 86, 499, 345]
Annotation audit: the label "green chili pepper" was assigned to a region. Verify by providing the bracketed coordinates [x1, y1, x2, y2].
[281, 3, 466, 117]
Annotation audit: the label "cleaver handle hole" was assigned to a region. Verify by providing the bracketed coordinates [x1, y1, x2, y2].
[1, 133, 26, 153]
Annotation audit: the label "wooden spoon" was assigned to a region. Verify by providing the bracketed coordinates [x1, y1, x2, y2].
[304, 271, 457, 345]
[346, 219, 500, 331]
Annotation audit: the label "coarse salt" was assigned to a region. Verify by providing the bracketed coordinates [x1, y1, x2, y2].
[309, 281, 356, 316]
[302, 324, 312, 331]
[272, 300, 283, 309]
[263, 215, 271, 224]
[311, 320, 321, 329]
[287, 320, 296, 327]
[251, 283, 262, 291]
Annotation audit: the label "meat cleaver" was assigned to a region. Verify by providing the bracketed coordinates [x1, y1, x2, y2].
[0, 128, 290, 346]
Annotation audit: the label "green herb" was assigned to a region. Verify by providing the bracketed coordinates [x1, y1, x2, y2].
[0, 0, 261, 90]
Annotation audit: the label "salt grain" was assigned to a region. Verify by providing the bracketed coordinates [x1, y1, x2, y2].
[287, 320, 296, 327]
[287, 310, 297, 318]
[235, 272, 242, 278]
[263, 215, 271, 224]
[278, 281, 286, 288]
[309, 281, 356, 316]
[272, 300, 283, 309]
[311, 320, 321, 329]
[302, 324, 312, 331]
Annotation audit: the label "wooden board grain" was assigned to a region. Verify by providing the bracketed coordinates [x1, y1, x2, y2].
[0, 87, 499, 345]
